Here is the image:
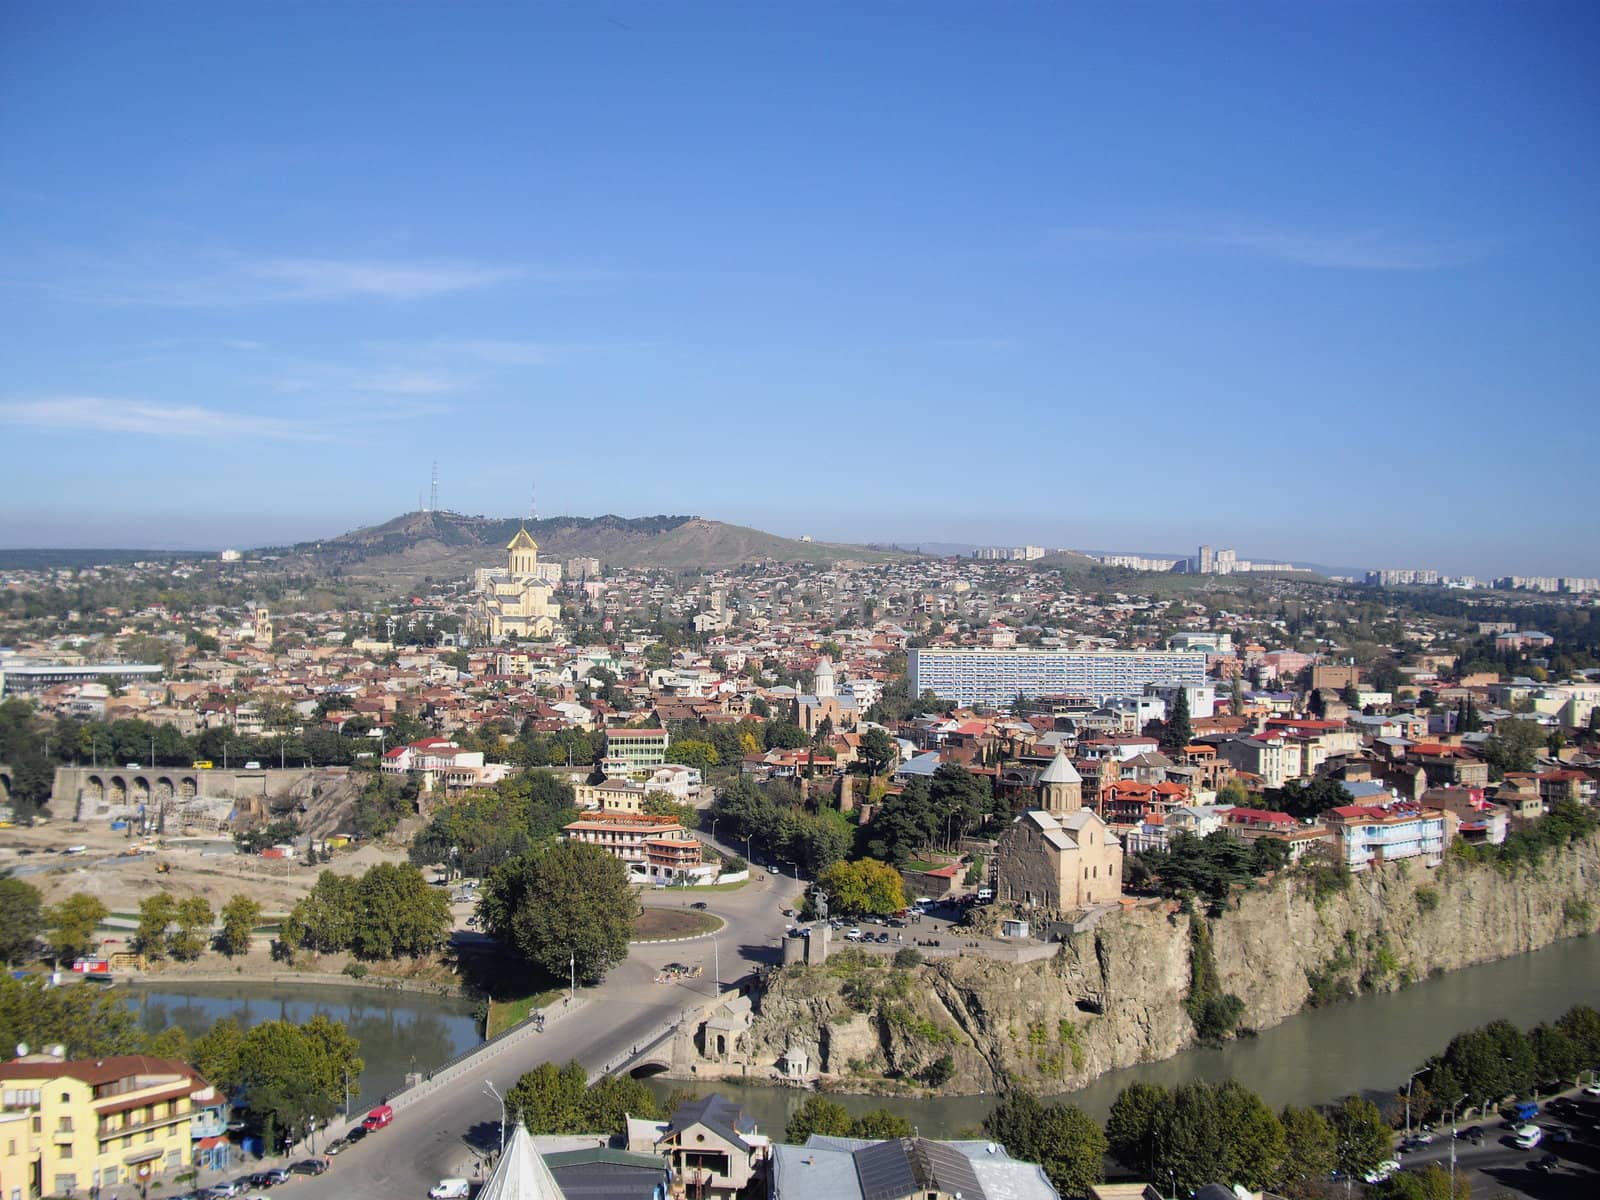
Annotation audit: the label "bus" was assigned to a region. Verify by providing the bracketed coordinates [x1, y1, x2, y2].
[192, 760, 214, 769]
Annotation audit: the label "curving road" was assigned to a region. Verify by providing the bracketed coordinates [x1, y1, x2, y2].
[261, 861, 803, 1200]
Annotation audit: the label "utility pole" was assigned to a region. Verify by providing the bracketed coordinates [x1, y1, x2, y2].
[482, 1081, 505, 1155]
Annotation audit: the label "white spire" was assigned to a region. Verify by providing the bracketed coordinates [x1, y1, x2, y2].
[475, 1123, 568, 1200]
[1039, 749, 1081, 785]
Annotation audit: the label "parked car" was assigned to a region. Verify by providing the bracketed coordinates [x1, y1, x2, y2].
[1457, 1125, 1484, 1142]
[362, 1104, 394, 1131]
[1514, 1124, 1543, 1149]
[875, 931, 890, 943]
[690, 901, 708, 910]
[1362, 1160, 1400, 1184]
[290, 1160, 329, 1176]
[1584, 1082, 1600, 1097]
[845, 928, 863, 941]
[324, 1137, 349, 1156]
[1530, 1153, 1561, 1173]
[206, 1181, 243, 1198]
[429, 1180, 470, 1199]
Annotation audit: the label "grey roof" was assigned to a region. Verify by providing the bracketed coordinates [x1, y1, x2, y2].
[543, 1149, 668, 1200]
[1039, 751, 1081, 785]
[897, 751, 943, 777]
[773, 1137, 1059, 1200]
[856, 1137, 985, 1200]
[662, 1092, 755, 1151]
[476, 1123, 568, 1200]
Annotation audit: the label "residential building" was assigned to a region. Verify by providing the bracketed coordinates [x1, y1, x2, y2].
[0, 1053, 224, 1200]
[1322, 801, 1452, 871]
[769, 1135, 1059, 1200]
[1224, 808, 1329, 862]
[603, 727, 669, 773]
[561, 811, 709, 884]
[907, 648, 1205, 709]
[624, 1094, 768, 1200]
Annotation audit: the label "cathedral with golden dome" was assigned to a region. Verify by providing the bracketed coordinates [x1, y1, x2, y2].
[468, 527, 562, 641]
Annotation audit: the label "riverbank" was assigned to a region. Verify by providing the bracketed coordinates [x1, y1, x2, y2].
[692, 830, 1600, 1096]
[646, 929, 1600, 1137]
[119, 965, 468, 997]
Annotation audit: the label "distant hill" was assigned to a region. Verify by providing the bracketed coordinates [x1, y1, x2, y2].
[260, 510, 913, 582]
[0, 548, 207, 569]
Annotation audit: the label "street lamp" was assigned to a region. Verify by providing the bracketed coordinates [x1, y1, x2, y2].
[482, 1081, 506, 1156]
[1405, 1065, 1431, 1142]
[569, 951, 576, 1003]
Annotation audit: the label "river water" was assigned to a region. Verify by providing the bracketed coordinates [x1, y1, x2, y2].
[120, 934, 1600, 1137]
[122, 982, 481, 1111]
[649, 933, 1600, 1137]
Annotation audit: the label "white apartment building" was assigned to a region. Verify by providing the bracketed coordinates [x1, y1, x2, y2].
[908, 648, 1206, 709]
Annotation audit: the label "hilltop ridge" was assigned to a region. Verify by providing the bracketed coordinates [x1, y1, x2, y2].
[262, 510, 913, 583]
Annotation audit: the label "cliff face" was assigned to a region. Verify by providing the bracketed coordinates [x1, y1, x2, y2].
[731, 835, 1600, 1095]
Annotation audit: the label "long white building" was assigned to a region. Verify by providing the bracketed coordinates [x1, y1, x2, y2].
[908, 647, 1207, 708]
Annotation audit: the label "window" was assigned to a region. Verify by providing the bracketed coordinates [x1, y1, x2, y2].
[146, 1129, 156, 1143]
[60, 1092, 71, 1104]
[58, 1117, 74, 1132]
[60, 1143, 73, 1160]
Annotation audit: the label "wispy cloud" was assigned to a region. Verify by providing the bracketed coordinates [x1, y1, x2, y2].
[0, 396, 319, 440]
[1051, 220, 1483, 271]
[240, 256, 520, 300]
[8, 249, 543, 307]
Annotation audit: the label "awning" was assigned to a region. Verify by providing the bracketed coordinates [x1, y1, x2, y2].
[122, 1149, 164, 1166]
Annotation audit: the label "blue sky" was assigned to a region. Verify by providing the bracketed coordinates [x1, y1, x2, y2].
[2, 2, 1597, 576]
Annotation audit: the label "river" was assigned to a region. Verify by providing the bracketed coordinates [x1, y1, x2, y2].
[648, 932, 1600, 1137]
[121, 982, 481, 1111]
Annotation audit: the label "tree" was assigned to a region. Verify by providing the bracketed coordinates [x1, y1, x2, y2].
[1215, 1080, 1286, 1190]
[1105, 1082, 1168, 1177]
[1482, 717, 1545, 779]
[866, 778, 940, 866]
[763, 720, 809, 750]
[786, 1095, 852, 1143]
[135, 892, 178, 960]
[349, 862, 452, 959]
[928, 763, 989, 849]
[0, 878, 43, 965]
[1277, 1104, 1337, 1195]
[233, 1016, 363, 1144]
[857, 726, 897, 776]
[46, 893, 108, 962]
[1161, 689, 1193, 752]
[817, 858, 906, 916]
[1218, 777, 1250, 807]
[168, 896, 214, 962]
[666, 739, 720, 773]
[217, 894, 262, 957]
[1033, 1103, 1108, 1199]
[850, 1108, 915, 1139]
[0, 971, 142, 1058]
[1162, 1083, 1225, 1194]
[480, 840, 637, 985]
[1329, 1095, 1389, 1181]
[982, 1090, 1104, 1197]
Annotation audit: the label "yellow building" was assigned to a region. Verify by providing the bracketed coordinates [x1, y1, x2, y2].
[470, 528, 561, 641]
[0, 1054, 227, 1200]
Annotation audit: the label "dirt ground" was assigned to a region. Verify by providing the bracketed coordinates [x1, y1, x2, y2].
[0, 816, 413, 917]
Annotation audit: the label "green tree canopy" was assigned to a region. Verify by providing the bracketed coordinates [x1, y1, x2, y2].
[217, 894, 262, 957]
[45, 893, 108, 962]
[480, 840, 637, 985]
[0, 878, 44, 965]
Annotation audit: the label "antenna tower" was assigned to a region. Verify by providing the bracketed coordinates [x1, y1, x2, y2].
[429, 460, 439, 512]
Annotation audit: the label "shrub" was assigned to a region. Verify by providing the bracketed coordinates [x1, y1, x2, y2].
[1415, 886, 1440, 914]
[893, 947, 923, 969]
[920, 1053, 955, 1087]
[343, 962, 369, 979]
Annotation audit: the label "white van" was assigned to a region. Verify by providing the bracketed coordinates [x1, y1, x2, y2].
[1514, 1124, 1543, 1149]
[429, 1180, 469, 1199]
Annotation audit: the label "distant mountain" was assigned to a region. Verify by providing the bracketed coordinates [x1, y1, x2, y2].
[261, 511, 913, 582]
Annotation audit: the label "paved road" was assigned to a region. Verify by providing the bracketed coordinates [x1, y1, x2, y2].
[234, 861, 803, 1200]
[1386, 1091, 1600, 1199]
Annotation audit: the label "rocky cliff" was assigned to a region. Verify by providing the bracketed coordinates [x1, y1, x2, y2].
[722, 834, 1600, 1096]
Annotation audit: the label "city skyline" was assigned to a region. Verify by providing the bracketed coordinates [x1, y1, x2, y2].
[3, 3, 1597, 575]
